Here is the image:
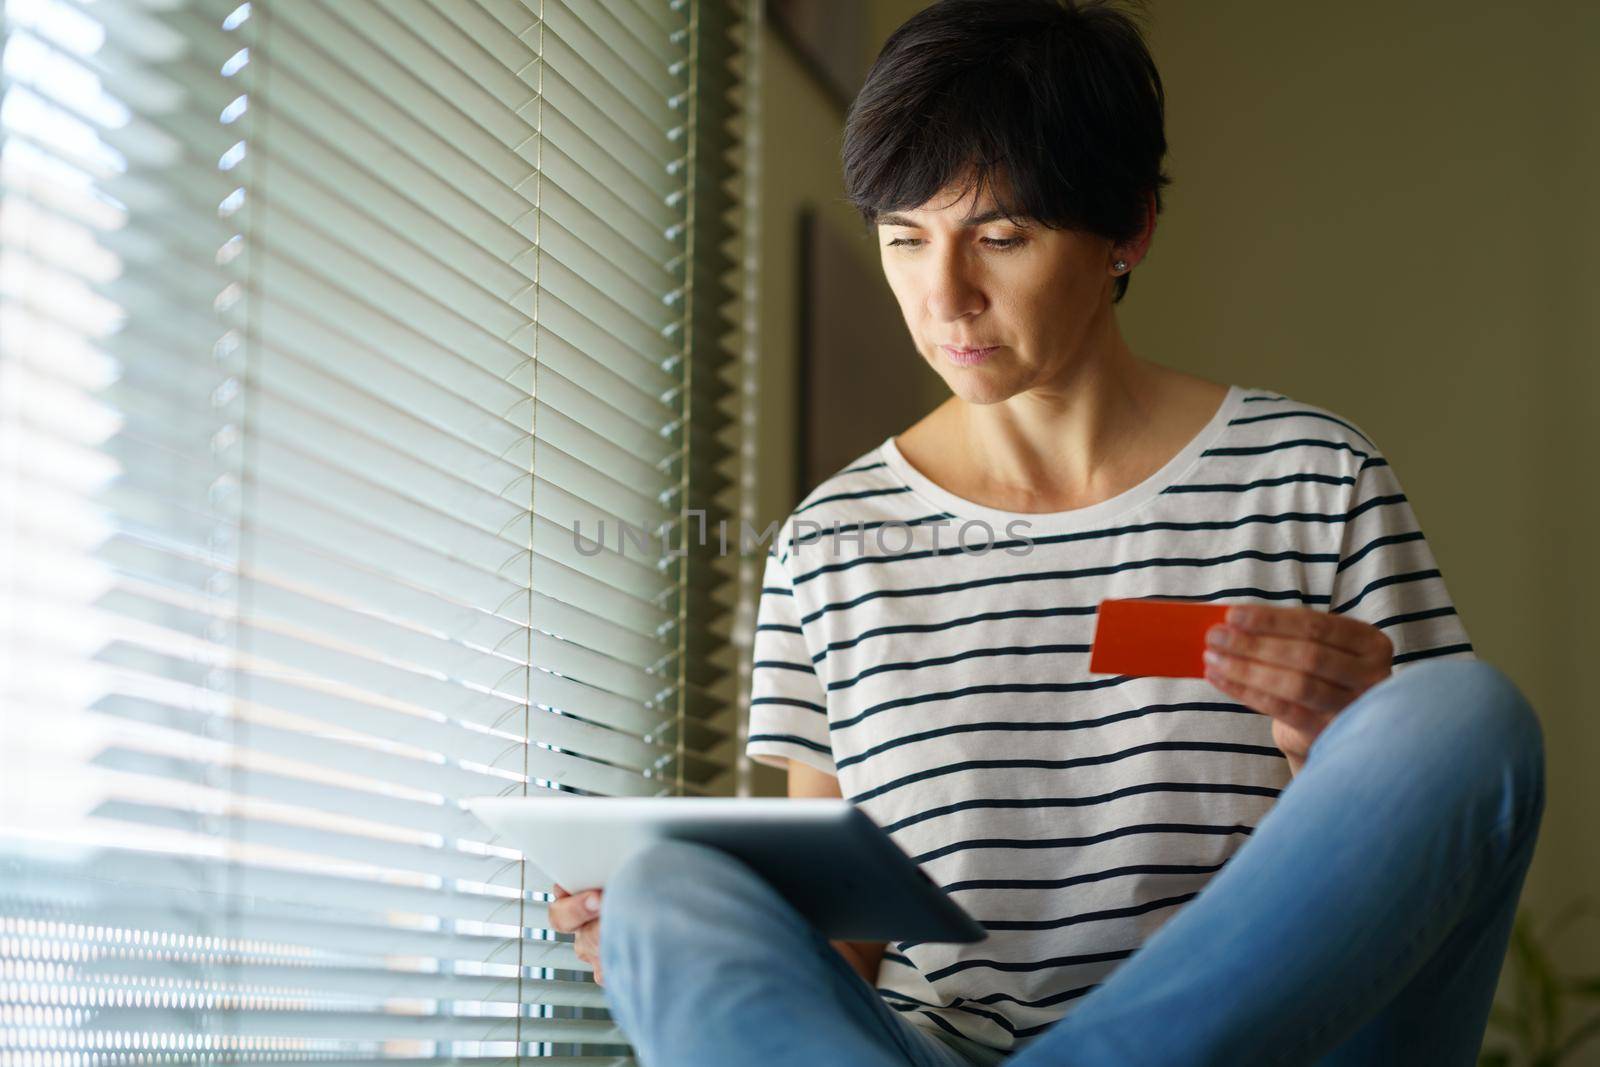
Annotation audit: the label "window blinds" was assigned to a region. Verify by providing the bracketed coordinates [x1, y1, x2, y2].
[0, 0, 759, 1058]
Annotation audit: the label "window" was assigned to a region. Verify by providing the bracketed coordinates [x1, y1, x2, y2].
[0, 0, 760, 1057]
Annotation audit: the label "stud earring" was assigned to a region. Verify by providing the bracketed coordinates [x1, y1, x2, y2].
[1112, 259, 1128, 274]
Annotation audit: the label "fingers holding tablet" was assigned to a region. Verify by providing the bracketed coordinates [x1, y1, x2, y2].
[466, 796, 986, 944]
[551, 882, 606, 986]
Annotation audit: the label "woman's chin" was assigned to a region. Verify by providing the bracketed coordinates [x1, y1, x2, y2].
[942, 369, 1022, 406]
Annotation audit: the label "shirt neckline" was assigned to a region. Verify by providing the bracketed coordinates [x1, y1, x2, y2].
[878, 383, 1243, 537]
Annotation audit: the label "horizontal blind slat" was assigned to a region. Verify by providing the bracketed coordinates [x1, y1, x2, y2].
[0, 833, 557, 924]
[0, 0, 750, 1052]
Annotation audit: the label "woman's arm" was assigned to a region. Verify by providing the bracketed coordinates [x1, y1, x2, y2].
[788, 759, 889, 986]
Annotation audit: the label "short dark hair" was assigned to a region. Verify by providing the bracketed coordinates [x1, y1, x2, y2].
[841, 0, 1170, 303]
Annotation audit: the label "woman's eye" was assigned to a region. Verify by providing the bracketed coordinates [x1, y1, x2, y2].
[884, 237, 1024, 251]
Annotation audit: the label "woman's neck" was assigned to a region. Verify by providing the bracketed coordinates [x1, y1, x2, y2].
[900, 359, 1224, 515]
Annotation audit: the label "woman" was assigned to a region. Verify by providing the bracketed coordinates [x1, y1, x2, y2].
[553, 1, 1545, 1063]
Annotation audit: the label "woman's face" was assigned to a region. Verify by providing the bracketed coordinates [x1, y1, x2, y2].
[876, 176, 1122, 406]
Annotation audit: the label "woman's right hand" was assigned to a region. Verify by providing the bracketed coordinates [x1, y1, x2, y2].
[550, 882, 606, 986]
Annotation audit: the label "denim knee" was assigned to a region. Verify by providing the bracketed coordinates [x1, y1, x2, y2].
[604, 831, 748, 908]
[1327, 658, 1545, 830]
[1409, 659, 1541, 776]
[601, 838, 764, 965]
[1462, 659, 1546, 834]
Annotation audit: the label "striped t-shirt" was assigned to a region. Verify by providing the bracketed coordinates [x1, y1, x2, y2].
[744, 383, 1474, 1054]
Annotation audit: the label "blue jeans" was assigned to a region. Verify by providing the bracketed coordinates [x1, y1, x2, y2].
[600, 658, 1545, 1066]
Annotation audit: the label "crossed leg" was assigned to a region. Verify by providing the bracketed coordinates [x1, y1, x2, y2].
[602, 658, 1544, 1067]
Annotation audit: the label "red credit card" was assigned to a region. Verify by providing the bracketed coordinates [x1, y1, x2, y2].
[1088, 598, 1233, 678]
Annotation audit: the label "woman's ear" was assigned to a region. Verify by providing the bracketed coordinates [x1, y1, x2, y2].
[1113, 190, 1159, 273]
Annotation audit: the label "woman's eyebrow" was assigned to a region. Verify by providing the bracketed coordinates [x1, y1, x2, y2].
[877, 209, 1032, 228]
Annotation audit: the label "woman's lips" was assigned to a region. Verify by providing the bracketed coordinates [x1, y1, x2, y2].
[941, 345, 999, 366]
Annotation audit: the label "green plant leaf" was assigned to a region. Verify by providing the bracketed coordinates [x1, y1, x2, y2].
[1565, 975, 1600, 999]
[1543, 896, 1598, 942]
[1487, 1001, 1532, 1045]
[1556, 1011, 1600, 1061]
[1510, 909, 1562, 1048]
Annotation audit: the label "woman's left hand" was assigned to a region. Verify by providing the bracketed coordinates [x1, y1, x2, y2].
[1203, 604, 1393, 776]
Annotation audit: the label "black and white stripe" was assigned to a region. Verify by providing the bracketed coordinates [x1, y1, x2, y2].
[746, 384, 1474, 1053]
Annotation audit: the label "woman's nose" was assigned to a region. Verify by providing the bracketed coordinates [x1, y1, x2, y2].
[926, 263, 987, 321]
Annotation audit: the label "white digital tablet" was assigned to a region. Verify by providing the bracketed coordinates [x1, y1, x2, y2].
[464, 795, 987, 944]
